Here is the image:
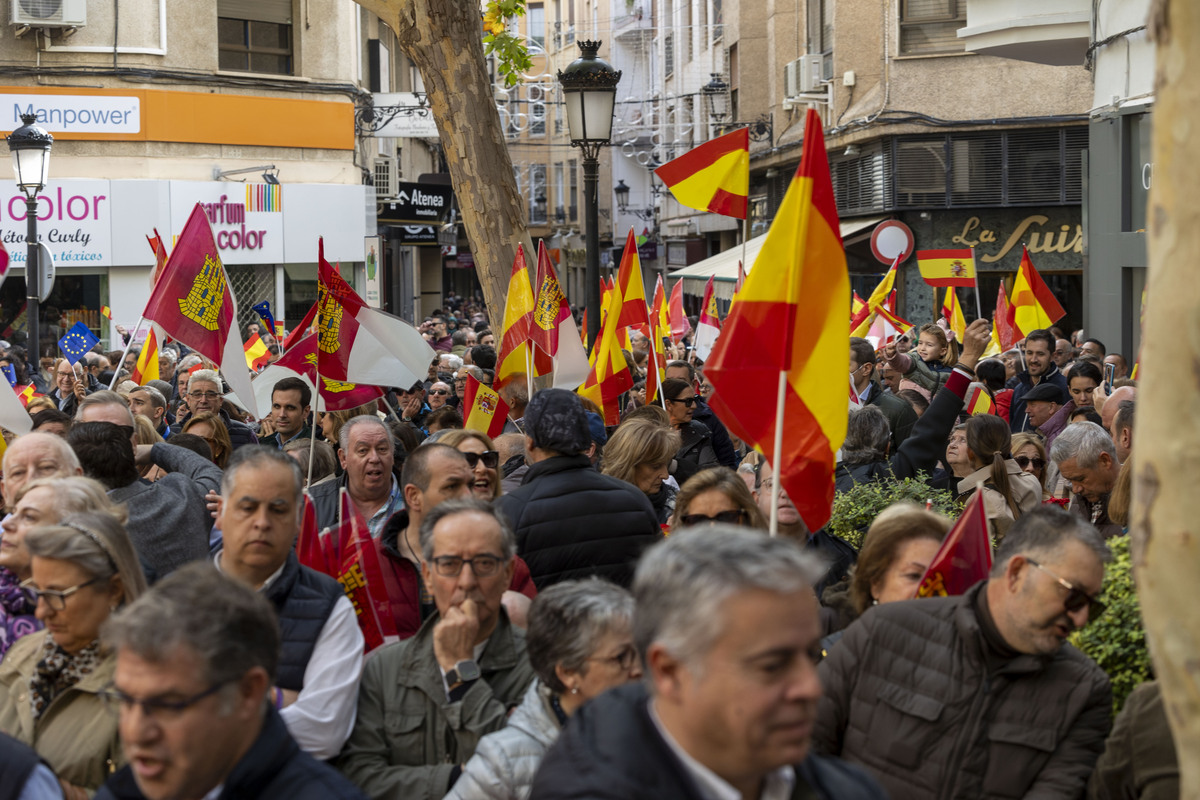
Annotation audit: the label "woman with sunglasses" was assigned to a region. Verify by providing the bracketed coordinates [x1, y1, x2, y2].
[1011, 432, 1052, 500]
[447, 578, 640, 800]
[669, 467, 767, 532]
[601, 417, 682, 526]
[0, 511, 147, 797]
[439, 429, 502, 499]
[659, 378, 719, 485]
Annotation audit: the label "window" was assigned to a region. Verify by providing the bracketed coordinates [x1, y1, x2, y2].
[554, 163, 566, 222]
[528, 3, 546, 48]
[712, 0, 722, 41]
[530, 86, 547, 136]
[218, 0, 294, 75]
[899, 0, 966, 56]
[807, 0, 832, 56]
[568, 159, 579, 221]
[530, 164, 548, 223]
[664, 33, 675, 77]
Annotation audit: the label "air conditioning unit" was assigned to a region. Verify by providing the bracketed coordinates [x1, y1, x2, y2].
[799, 54, 824, 92]
[373, 156, 398, 201]
[11, 0, 86, 27]
[784, 59, 802, 98]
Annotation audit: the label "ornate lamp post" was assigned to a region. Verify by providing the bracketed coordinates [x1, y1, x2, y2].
[6, 113, 53, 359]
[558, 41, 620, 347]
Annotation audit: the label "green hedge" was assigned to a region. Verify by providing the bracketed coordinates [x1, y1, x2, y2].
[828, 474, 962, 551]
[1071, 535, 1152, 712]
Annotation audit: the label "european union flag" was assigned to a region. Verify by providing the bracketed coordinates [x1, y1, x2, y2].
[58, 321, 99, 365]
[0, 363, 14, 386]
[252, 300, 276, 338]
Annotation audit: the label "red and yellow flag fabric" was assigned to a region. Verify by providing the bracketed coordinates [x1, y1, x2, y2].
[495, 245, 537, 389]
[462, 374, 511, 439]
[916, 490, 991, 598]
[993, 283, 1019, 353]
[614, 229, 651, 332]
[851, 292, 866, 319]
[146, 229, 169, 287]
[693, 275, 722, 362]
[531, 241, 590, 389]
[243, 333, 271, 371]
[942, 288, 966, 342]
[916, 248, 976, 288]
[259, 332, 385, 412]
[654, 127, 750, 219]
[850, 257, 899, 336]
[647, 276, 669, 404]
[334, 489, 398, 653]
[1010, 246, 1066, 337]
[966, 385, 996, 416]
[131, 326, 161, 385]
[100, 305, 112, 321]
[579, 276, 634, 426]
[668, 279, 690, 343]
[702, 109, 849, 531]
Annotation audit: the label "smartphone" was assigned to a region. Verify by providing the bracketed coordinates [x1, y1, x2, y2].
[1103, 362, 1116, 394]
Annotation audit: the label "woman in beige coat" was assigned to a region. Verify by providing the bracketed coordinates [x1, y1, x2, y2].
[955, 414, 1042, 543]
[0, 510, 146, 799]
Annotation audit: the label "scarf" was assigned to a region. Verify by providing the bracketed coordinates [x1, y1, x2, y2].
[29, 634, 102, 719]
[0, 568, 40, 658]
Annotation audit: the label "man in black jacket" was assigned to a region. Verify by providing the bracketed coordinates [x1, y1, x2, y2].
[530, 526, 885, 800]
[97, 564, 366, 800]
[850, 336, 917, 451]
[494, 389, 661, 588]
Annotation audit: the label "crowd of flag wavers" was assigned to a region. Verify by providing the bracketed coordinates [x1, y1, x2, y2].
[0, 109, 1163, 799]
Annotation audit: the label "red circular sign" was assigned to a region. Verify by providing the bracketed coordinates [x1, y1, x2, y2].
[870, 220, 915, 265]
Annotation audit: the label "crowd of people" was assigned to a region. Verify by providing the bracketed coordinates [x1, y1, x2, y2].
[0, 295, 1173, 800]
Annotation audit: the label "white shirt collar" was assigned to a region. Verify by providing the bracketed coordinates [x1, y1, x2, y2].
[213, 550, 287, 591]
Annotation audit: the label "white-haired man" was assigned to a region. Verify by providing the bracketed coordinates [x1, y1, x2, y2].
[172, 368, 258, 449]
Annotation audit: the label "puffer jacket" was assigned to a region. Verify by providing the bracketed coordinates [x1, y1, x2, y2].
[447, 681, 561, 800]
[815, 583, 1112, 800]
[495, 455, 662, 589]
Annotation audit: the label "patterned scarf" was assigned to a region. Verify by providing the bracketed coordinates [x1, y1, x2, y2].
[29, 634, 102, 719]
[0, 568, 41, 658]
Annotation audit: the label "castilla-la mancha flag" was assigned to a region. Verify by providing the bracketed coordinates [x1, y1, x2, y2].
[249, 332, 384, 414]
[141, 204, 258, 417]
[703, 109, 849, 531]
[530, 240, 591, 390]
[916, 489, 991, 598]
[655, 127, 749, 219]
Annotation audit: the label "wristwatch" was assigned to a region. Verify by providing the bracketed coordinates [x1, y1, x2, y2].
[446, 659, 481, 689]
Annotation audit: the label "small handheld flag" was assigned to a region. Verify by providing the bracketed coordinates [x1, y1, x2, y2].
[244, 333, 272, 371]
[916, 490, 992, 598]
[58, 322, 99, 365]
[462, 374, 511, 439]
[966, 385, 997, 416]
[252, 301, 277, 338]
[100, 306, 112, 321]
[0, 363, 15, 386]
[916, 249, 976, 288]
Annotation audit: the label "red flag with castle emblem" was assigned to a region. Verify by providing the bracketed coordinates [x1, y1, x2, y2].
[915, 490, 991, 598]
[333, 489, 398, 654]
[316, 239, 432, 389]
[462, 374, 511, 438]
[251, 332, 385, 413]
[141, 204, 258, 416]
[530, 240, 591, 390]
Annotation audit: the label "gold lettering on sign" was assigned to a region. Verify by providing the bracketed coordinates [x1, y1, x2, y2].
[951, 215, 1082, 263]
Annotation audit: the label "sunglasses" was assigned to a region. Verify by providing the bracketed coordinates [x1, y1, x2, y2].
[1014, 456, 1046, 470]
[429, 390, 450, 396]
[680, 509, 746, 527]
[1027, 559, 1106, 621]
[462, 450, 500, 469]
[669, 396, 697, 407]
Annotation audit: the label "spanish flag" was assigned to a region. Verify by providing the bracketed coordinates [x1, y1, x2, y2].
[131, 326, 161, 385]
[654, 127, 750, 219]
[850, 257, 899, 336]
[1010, 246, 1066, 337]
[462, 374, 511, 439]
[578, 276, 634, 426]
[703, 109, 849, 531]
[494, 245, 538, 390]
[100, 305, 112, 321]
[647, 275, 669, 404]
[942, 288, 966, 342]
[244, 333, 272, 371]
[966, 385, 996, 416]
[917, 248, 976, 288]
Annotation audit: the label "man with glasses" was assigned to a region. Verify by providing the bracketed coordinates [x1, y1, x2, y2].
[172, 369, 258, 450]
[426, 381, 453, 412]
[815, 506, 1114, 799]
[338, 498, 535, 800]
[96, 563, 367, 800]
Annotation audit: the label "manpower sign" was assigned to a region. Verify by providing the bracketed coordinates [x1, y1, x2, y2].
[5, 93, 141, 134]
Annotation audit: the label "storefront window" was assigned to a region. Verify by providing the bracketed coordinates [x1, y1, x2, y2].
[0, 273, 108, 359]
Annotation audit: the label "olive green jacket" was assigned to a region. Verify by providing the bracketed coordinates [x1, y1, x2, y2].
[0, 630, 122, 792]
[336, 610, 535, 800]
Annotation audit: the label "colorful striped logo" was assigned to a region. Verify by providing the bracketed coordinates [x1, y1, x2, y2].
[246, 184, 283, 213]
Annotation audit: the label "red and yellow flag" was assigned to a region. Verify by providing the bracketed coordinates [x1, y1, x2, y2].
[942, 288, 966, 342]
[614, 229, 651, 332]
[693, 275, 722, 362]
[647, 276, 669, 404]
[131, 326, 161, 385]
[703, 109, 849, 531]
[916, 248, 976, 288]
[243, 333, 272, 371]
[966, 385, 996, 416]
[146, 229, 169, 287]
[494, 245, 536, 390]
[850, 257, 899, 336]
[100, 305, 112, 321]
[654, 127, 750, 219]
[1010, 246, 1066, 337]
[462, 374, 511, 439]
[579, 276, 633, 426]
[668, 279, 690, 343]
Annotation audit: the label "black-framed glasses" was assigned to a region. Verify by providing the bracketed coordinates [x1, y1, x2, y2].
[188, 391, 221, 400]
[588, 645, 639, 671]
[462, 450, 500, 469]
[429, 554, 507, 577]
[1026, 559, 1106, 621]
[680, 509, 746, 527]
[99, 680, 231, 721]
[21, 577, 100, 611]
[669, 396, 697, 407]
[1014, 456, 1046, 470]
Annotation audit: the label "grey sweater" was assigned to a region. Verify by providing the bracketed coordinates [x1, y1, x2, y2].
[109, 442, 222, 577]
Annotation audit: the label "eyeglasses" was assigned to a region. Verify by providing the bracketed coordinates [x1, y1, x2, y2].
[588, 645, 639, 671]
[99, 680, 231, 721]
[462, 450, 500, 469]
[188, 391, 221, 400]
[1026, 559, 1106, 621]
[680, 509, 746, 527]
[429, 390, 450, 396]
[429, 554, 507, 577]
[21, 577, 100, 611]
[669, 396, 697, 407]
[1014, 456, 1046, 470]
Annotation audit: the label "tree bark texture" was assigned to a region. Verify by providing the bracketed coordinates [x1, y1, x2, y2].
[1136, 0, 1200, 794]
[355, 0, 536, 322]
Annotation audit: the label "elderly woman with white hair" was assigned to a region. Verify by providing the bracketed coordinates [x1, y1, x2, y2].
[446, 578, 641, 800]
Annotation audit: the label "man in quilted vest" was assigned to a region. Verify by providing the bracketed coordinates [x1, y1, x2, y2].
[815, 505, 1113, 799]
[214, 445, 364, 760]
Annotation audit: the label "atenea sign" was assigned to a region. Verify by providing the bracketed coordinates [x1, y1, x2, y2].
[3, 93, 141, 135]
[378, 182, 453, 225]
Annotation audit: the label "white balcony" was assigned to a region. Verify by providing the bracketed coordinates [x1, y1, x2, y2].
[958, 0, 1090, 66]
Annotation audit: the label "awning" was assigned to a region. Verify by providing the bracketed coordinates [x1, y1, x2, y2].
[672, 215, 890, 300]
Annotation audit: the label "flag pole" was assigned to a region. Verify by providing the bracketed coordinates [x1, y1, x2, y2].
[109, 316, 146, 389]
[971, 247, 983, 320]
[768, 369, 787, 537]
[525, 346, 534, 401]
[740, 217, 749, 293]
[308, 302, 322, 488]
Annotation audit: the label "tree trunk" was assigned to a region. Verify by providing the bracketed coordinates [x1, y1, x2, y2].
[1135, 0, 1200, 794]
[355, 0, 535, 322]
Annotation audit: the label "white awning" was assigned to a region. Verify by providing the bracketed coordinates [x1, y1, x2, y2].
[673, 215, 890, 300]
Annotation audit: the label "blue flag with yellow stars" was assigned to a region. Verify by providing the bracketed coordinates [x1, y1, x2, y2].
[0, 363, 14, 386]
[252, 301, 275, 338]
[58, 321, 99, 365]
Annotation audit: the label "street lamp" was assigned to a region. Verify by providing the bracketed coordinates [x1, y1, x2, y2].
[6, 113, 52, 360]
[702, 73, 729, 122]
[613, 179, 655, 221]
[558, 40, 620, 347]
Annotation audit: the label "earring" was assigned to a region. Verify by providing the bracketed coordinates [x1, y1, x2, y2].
[570, 687, 579, 695]
[871, 598, 879, 606]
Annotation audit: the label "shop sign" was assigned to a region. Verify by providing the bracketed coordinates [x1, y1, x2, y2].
[0, 180, 113, 267]
[4, 93, 140, 134]
[394, 225, 439, 245]
[378, 182, 453, 225]
[951, 213, 1082, 263]
[168, 184, 285, 264]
